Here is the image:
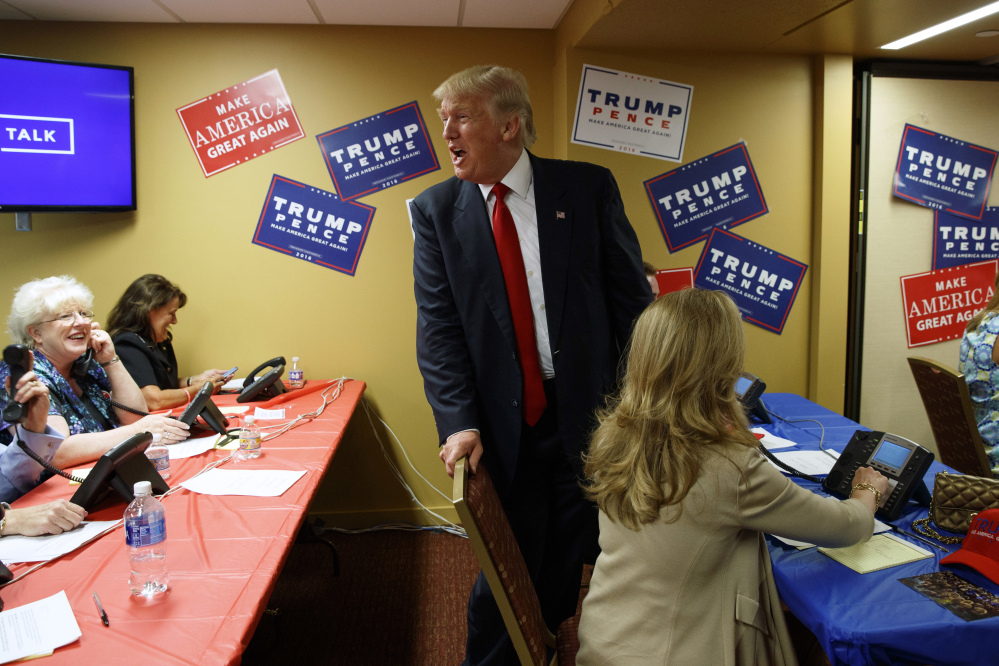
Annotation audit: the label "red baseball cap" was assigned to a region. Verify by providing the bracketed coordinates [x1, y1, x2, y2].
[941, 508, 999, 585]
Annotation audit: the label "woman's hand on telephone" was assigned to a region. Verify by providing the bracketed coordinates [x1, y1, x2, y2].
[88, 322, 117, 365]
[852, 466, 890, 496]
[850, 466, 890, 514]
[133, 415, 190, 443]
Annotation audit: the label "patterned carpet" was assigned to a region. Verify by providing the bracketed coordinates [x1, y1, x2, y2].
[243, 527, 480, 665]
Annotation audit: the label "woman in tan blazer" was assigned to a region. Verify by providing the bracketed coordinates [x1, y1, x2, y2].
[576, 289, 888, 666]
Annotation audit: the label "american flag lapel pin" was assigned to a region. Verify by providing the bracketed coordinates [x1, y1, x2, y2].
[556, 211, 565, 219]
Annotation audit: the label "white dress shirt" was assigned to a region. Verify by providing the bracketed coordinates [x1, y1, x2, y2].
[478, 148, 554, 380]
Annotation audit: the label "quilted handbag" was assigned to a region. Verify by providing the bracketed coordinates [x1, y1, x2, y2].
[913, 471, 999, 544]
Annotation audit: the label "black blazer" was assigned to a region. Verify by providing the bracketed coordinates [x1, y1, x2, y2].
[412, 153, 652, 492]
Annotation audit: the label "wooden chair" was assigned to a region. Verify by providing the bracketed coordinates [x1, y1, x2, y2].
[907, 356, 993, 476]
[452, 456, 584, 666]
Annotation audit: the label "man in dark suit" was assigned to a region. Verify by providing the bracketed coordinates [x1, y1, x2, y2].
[412, 65, 652, 665]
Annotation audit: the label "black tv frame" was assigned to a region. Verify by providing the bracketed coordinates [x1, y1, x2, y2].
[0, 52, 136, 213]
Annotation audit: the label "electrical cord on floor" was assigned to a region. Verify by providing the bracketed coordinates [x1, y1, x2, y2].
[358, 396, 466, 538]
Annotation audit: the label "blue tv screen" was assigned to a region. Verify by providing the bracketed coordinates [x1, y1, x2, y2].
[0, 53, 136, 212]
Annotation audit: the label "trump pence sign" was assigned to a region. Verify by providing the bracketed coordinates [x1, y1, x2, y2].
[316, 101, 439, 201]
[572, 64, 692, 162]
[253, 175, 374, 276]
[693, 229, 807, 334]
[893, 124, 997, 220]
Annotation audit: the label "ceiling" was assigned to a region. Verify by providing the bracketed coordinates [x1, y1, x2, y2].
[2, 0, 998, 63]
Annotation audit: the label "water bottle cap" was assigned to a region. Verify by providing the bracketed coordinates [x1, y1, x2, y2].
[151, 433, 162, 442]
[292, 356, 300, 362]
[134, 480, 153, 496]
[245, 416, 255, 424]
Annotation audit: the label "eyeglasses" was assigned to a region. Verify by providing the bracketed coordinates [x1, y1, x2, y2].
[39, 310, 95, 325]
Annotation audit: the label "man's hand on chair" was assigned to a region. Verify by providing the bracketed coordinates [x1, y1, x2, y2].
[441, 430, 483, 477]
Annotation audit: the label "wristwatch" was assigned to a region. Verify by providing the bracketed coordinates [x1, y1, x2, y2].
[0, 502, 10, 536]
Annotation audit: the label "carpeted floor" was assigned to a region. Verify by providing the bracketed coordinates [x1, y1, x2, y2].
[243, 526, 480, 665]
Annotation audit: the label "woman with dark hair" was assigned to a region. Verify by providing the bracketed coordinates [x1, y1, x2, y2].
[576, 288, 887, 665]
[108, 275, 226, 411]
[958, 269, 999, 478]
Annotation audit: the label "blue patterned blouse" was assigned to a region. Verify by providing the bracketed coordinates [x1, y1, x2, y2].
[959, 311, 999, 478]
[0, 350, 119, 446]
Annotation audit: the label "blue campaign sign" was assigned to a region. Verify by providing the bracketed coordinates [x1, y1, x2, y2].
[644, 143, 767, 253]
[933, 207, 999, 269]
[693, 229, 807, 334]
[252, 175, 375, 276]
[317, 101, 439, 201]
[893, 124, 997, 221]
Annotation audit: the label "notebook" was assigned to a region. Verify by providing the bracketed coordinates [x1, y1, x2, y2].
[818, 532, 932, 573]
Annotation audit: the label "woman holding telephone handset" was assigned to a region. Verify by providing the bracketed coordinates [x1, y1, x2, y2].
[0, 276, 189, 469]
[576, 288, 889, 665]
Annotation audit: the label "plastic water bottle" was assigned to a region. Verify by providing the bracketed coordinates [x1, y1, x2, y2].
[144, 433, 169, 480]
[125, 481, 168, 597]
[236, 416, 261, 460]
[288, 356, 305, 389]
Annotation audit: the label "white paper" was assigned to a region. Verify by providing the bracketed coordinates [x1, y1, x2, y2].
[221, 378, 245, 391]
[166, 437, 217, 459]
[179, 469, 306, 497]
[767, 450, 839, 476]
[0, 591, 81, 663]
[218, 405, 249, 415]
[0, 521, 118, 564]
[751, 428, 797, 450]
[771, 517, 892, 549]
[253, 407, 286, 420]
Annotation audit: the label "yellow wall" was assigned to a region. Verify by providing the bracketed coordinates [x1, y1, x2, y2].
[0, 17, 852, 526]
[555, 47, 819, 395]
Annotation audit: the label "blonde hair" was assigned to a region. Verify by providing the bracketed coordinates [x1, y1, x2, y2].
[433, 65, 537, 149]
[965, 269, 999, 333]
[584, 288, 758, 531]
[8, 276, 94, 347]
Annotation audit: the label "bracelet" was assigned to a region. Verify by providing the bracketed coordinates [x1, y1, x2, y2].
[851, 482, 883, 507]
[99, 355, 119, 368]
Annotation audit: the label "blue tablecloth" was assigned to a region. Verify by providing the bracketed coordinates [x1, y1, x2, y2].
[762, 393, 999, 666]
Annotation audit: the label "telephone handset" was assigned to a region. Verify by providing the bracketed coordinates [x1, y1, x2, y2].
[237, 356, 287, 403]
[71, 347, 94, 381]
[822, 430, 934, 521]
[2, 344, 31, 423]
[735, 371, 771, 425]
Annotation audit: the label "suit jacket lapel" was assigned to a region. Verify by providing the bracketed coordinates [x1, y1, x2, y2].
[451, 180, 517, 348]
[531, 155, 571, 355]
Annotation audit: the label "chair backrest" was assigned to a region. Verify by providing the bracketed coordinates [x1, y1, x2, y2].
[452, 457, 555, 666]
[907, 356, 993, 476]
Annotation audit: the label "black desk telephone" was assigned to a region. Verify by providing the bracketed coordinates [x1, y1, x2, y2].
[237, 356, 287, 403]
[823, 430, 933, 521]
[735, 372, 934, 521]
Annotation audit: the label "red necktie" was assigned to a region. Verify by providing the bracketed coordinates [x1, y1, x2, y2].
[491, 183, 547, 426]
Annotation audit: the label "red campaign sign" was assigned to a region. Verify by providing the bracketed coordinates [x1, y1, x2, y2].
[655, 267, 693, 297]
[900, 259, 998, 348]
[177, 70, 305, 177]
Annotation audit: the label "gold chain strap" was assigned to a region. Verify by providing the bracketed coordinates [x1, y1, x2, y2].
[912, 517, 964, 545]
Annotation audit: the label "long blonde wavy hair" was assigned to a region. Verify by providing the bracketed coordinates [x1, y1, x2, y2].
[584, 288, 759, 531]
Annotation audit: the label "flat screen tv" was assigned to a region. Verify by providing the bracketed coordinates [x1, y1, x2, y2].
[0, 53, 136, 212]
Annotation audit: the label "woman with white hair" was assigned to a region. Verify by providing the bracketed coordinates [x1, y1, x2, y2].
[0, 276, 189, 468]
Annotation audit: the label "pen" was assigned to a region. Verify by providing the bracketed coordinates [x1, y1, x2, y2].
[890, 524, 948, 553]
[92, 592, 109, 627]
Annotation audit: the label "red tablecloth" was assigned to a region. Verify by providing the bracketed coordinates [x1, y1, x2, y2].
[2, 379, 365, 665]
